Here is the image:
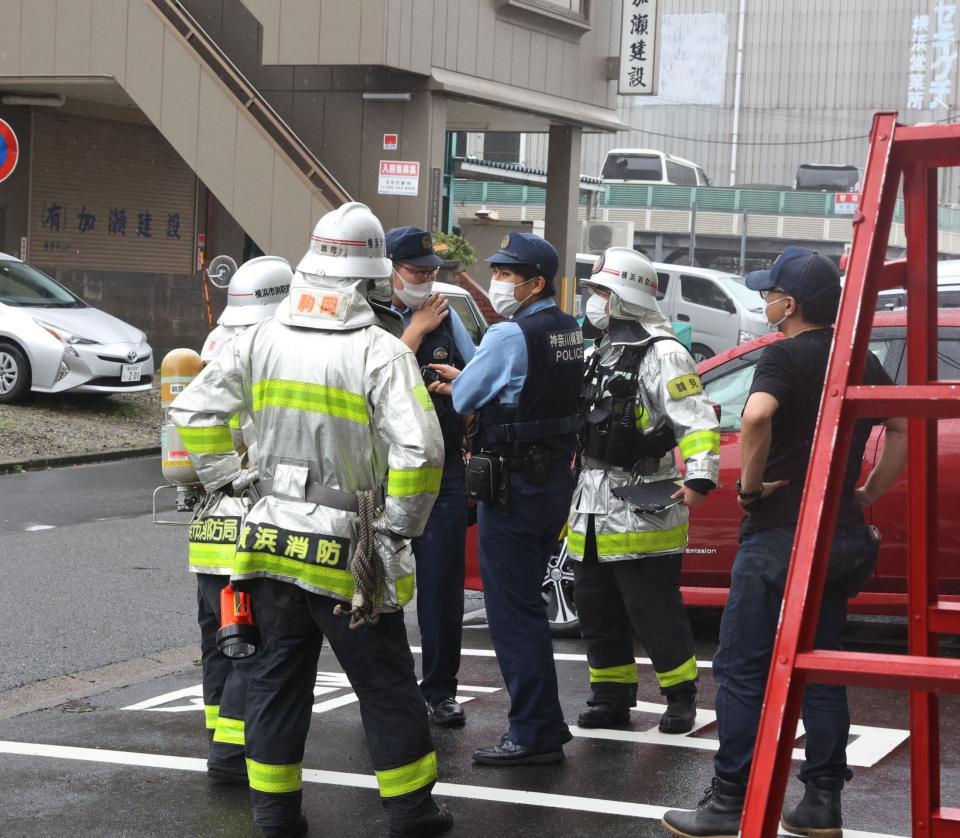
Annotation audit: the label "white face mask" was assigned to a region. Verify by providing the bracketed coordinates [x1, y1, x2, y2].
[393, 270, 434, 310]
[764, 295, 792, 328]
[489, 277, 534, 318]
[585, 293, 609, 330]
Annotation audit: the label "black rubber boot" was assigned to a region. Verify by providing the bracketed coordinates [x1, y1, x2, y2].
[576, 703, 631, 728]
[659, 682, 697, 734]
[781, 777, 844, 837]
[389, 802, 454, 837]
[259, 813, 308, 838]
[661, 777, 745, 837]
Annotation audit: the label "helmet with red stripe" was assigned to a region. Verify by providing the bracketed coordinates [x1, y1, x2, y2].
[296, 201, 392, 282]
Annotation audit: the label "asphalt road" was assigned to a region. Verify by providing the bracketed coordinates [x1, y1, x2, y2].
[0, 457, 196, 692]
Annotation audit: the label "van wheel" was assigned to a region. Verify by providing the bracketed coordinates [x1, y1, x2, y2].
[0, 342, 32, 404]
[691, 343, 714, 364]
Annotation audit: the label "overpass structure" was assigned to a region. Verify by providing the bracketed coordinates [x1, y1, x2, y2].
[451, 178, 960, 268]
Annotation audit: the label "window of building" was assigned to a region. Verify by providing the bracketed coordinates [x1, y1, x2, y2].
[496, 0, 591, 33]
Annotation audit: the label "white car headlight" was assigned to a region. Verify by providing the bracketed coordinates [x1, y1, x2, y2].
[34, 319, 98, 348]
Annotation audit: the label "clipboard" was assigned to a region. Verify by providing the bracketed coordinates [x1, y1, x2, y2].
[611, 479, 683, 514]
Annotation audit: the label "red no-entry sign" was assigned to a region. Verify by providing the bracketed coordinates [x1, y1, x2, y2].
[0, 119, 19, 183]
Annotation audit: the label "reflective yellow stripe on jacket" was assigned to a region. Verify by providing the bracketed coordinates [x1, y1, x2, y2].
[179, 425, 235, 455]
[252, 379, 369, 425]
[677, 430, 721, 461]
[375, 751, 438, 798]
[188, 542, 236, 571]
[232, 551, 355, 600]
[387, 467, 443, 498]
[567, 524, 689, 557]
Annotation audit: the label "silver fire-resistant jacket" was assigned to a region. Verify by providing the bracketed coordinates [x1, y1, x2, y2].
[170, 278, 444, 608]
[567, 322, 720, 562]
[186, 324, 257, 576]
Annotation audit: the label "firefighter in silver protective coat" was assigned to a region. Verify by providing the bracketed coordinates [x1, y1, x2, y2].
[568, 246, 720, 736]
[188, 255, 292, 785]
[171, 202, 452, 838]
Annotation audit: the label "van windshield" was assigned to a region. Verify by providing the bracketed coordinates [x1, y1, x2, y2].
[602, 154, 663, 181]
[796, 165, 859, 191]
[717, 275, 764, 312]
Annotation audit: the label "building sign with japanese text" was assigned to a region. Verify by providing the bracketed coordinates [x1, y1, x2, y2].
[378, 160, 420, 197]
[907, 3, 958, 111]
[619, 0, 659, 96]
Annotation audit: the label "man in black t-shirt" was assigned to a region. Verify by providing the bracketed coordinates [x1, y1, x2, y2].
[663, 247, 907, 838]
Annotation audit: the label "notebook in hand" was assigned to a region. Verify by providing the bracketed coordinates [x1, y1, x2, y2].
[611, 479, 683, 513]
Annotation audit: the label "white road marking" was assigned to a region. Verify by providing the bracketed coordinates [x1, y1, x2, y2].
[572, 701, 908, 768]
[24, 524, 55, 531]
[441, 646, 714, 669]
[0, 739, 906, 837]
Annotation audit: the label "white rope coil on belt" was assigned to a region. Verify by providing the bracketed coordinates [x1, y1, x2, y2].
[333, 489, 386, 629]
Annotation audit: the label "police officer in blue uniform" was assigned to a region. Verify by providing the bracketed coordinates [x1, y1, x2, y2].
[429, 232, 584, 765]
[386, 226, 476, 727]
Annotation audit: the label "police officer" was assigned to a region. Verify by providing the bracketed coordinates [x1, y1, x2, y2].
[430, 232, 583, 765]
[386, 226, 476, 727]
[172, 202, 453, 838]
[569, 247, 720, 736]
[190, 256, 292, 784]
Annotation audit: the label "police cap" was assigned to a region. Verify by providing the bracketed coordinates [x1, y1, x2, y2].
[385, 226, 444, 268]
[485, 232, 559, 282]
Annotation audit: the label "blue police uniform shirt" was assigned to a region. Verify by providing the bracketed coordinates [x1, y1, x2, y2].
[452, 298, 556, 414]
[393, 303, 477, 366]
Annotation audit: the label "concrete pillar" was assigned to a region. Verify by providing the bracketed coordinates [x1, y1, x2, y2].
[545, 124, 582, 314]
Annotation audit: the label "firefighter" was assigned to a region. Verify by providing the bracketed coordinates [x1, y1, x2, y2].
[171, 202, 452, 838]
[386, 226, 475, 727]
[569, 247, 720, 736]
[429, 232, 584, 765]
[190, 255, 292, 783]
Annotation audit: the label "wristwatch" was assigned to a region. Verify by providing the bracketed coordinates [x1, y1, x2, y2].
[736, 479, 762, 501]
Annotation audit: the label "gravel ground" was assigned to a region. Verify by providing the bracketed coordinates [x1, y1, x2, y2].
[0, 384, 162, 463]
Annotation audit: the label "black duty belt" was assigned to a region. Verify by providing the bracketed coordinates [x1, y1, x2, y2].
[252, 479, 384, 512]
[485, 414, 583, 444]
[582, 455, 663, 476]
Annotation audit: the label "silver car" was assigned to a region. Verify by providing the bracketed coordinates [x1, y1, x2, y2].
[0, 253, 153, 403]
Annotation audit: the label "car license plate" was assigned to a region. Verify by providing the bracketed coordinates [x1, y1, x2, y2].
[120, 364, 141, 383]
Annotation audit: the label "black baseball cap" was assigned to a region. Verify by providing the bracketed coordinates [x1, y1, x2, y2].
[486, 232, 559, 281]
[745, 246, 840, 302]
[385, 226, 443, 268]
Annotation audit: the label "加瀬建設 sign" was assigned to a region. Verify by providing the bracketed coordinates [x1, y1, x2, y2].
[619, 0, 659, 95]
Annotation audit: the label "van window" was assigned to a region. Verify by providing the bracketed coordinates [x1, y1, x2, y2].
[602, 153, 663, 181]
[665, 160, 698, 186]
[681, 274, 736, 313]
[696, 168, 711, 186]
[656, 272, 670, 301]
[447, 295, 485, 345]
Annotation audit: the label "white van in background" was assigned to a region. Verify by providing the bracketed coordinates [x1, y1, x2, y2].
[576, 255, 770, 362]
[875, 259, 960, 311]
[600, 149, 710, 187]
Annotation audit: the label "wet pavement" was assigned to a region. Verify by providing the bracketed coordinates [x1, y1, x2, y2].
[0, 618, 938, 838]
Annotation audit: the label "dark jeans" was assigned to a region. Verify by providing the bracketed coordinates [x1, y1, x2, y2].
[478, 459, 573, 749]
[413, 456, 467, 703]
[713, 523, 874, 786]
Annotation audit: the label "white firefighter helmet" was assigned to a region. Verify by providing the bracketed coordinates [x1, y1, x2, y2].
[585, 247, 674, 339]
[219, 255, 293, 327]
[296, 202, 392, 282]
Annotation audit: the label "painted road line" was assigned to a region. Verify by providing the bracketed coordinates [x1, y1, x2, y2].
[420, 646, 714, 669]
[0, 739, 905, 838]
[570, 701, 907, 769]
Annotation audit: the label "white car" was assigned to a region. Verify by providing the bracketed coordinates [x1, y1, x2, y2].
[432, 279, 489, 344]
[0, 253, 153, 403]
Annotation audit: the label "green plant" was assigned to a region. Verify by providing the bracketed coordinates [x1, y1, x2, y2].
[432, 231, 476, 267]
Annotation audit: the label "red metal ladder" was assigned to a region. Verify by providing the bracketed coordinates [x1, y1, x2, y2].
[742, 112, 960, 836]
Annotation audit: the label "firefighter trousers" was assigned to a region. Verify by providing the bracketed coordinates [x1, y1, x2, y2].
[572, 515, 697, 707]
[196, 572, 250, 776]
[242, 577, 439, 832]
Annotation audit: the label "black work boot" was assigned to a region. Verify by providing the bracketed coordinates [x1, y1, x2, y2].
[659, 683, 697, 734]
[259, 813, 308, 838]
[389, 802, 454, 837]
[576, 703, 631, 728]
[781, 776, 844, 837]
[661, 777, 745, 837]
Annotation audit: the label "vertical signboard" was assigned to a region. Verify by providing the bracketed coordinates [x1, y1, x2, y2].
[906, 3, 958, 111]
[429, 167, 442, 233]
[619, 0, 659, 95]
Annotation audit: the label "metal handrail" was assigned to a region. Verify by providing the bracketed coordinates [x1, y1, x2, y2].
[145, 0, 351, 208]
